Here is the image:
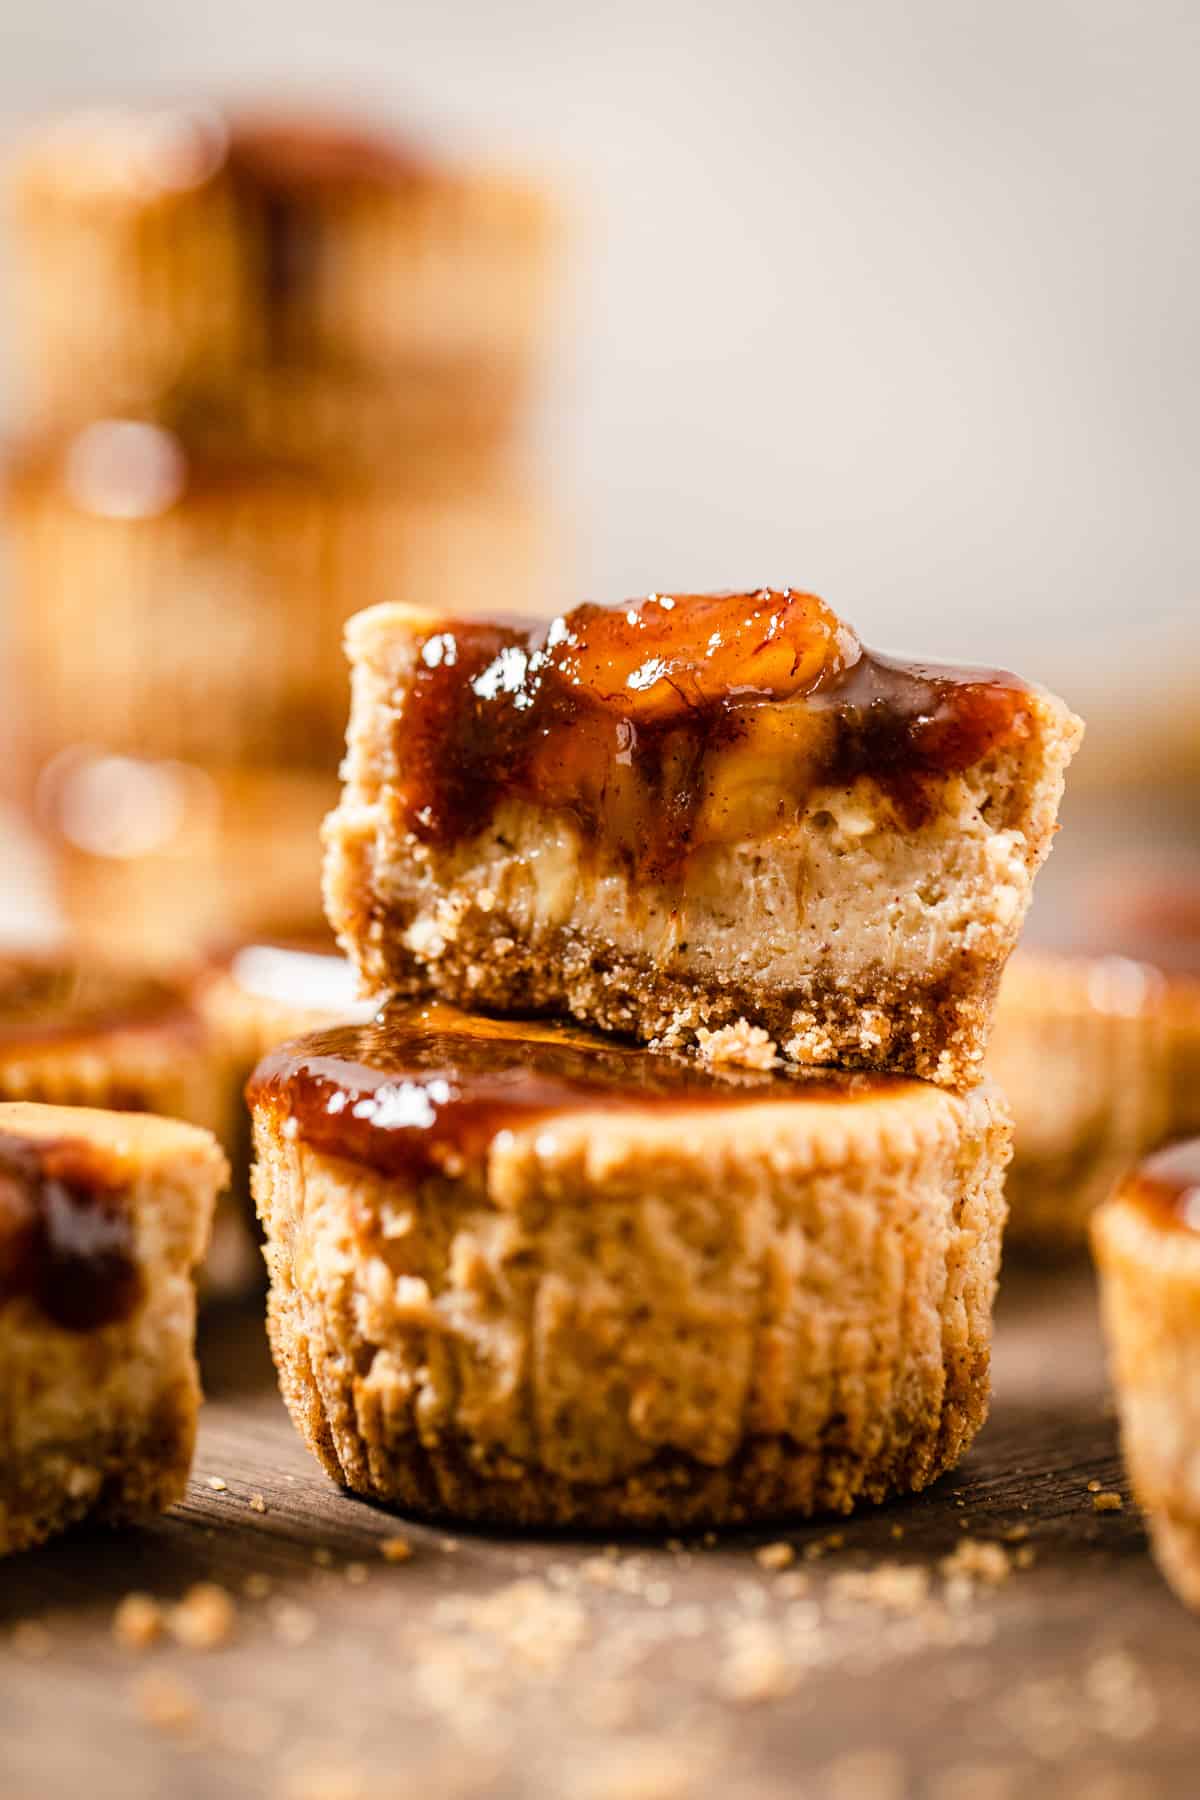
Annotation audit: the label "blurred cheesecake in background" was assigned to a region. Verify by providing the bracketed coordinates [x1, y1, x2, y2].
[32, 755, 336, 966]
[990, 869, 1200, 1249]
[1, 99, 562, 964]
[7, 104, 556, 466]
[2, 422, 547, 786]
[1093, 1139, 1200, 1611]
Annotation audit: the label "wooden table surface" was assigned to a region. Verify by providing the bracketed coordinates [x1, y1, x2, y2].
[2, 1259, 1196, 1800]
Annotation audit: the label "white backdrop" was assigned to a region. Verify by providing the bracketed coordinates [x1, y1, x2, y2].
[1, 0, 1197, 734]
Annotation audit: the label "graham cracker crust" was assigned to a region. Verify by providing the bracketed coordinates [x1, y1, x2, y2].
[353, 911, 1001, 1091]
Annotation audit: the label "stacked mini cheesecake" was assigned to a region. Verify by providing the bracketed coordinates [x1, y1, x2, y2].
[3, 104, 556, 962]
[246, 586, 1083, 1528]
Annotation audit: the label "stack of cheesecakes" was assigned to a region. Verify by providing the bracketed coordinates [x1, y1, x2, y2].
[246, 586, 1083, 1528]
[3, 103, 556, 961]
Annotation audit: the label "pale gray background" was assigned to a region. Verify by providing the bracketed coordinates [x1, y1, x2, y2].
[1, 0, 1197, 742]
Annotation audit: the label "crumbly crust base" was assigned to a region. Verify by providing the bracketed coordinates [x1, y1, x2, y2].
[0, 1410, 194, 1556]
[348, 915, 1000, 1092]
[254, 1082, 1009, 1528]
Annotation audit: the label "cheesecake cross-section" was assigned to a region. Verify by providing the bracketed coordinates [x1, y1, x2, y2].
[249, 1001, 1010, 1528]
[0, 1102, 226, 1554]
[324, 590, 1082, 1088]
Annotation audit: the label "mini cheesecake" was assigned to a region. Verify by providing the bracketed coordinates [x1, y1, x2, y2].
[1093, 1140, 1200, 1609]
[9, 105, 553, 463]
[195, 929, 378, 1201]
[35, 756, 337, 967]
[0, 953, 249, 1296]
[3, 423, 547, 785]
[0, 1101, 226, 1553]
[991, 874, 1200, 1249]
[324, 591, 1082, 1089]
[249, 1002, 1011, 1528]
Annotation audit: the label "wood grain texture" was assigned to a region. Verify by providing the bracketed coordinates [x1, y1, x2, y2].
[0, 1263, 1196, 1800]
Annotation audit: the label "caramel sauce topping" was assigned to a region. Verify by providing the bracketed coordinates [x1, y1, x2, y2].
[392, 589, 1034, 873]
[0, 1135, 142, 1331]
[1128, 1139, 1200, 1235]
[0, 956, 198, 1054]
[248, 1001, 911, 1182]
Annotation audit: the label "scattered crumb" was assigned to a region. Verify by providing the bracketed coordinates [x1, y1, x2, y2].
[755, 1542, 796, 1572]
[132, 1671, 201, 1736]
[168, 1583, 236, 1651]
[433, 1580, 587, 1671]
[345, 1562, 369, 1587]
[205, 1476, 228, 1492]
[380, 1535, 413, 1564]
[311, 1547, 334, 1568]
[718, 1620, 796, 1703]
[1093, 1492, 1123, 1513]
[113, 1592, 164, 1651]
[829, 1564, 931, 1615]
[889, 1524, 905, 1540]
[695, 1020, 779, 1071]
[1003, 1524, 1029, 1543]
[777, 1571, 811, 1600]
[271, 1603, 318, 1648]
[1087, 1479, 1103, 1493]
[249, 1493, 268, 1514]
[243, 1573, 273, 1601]
[939, 1539, 1012, 1586]
[11, 1621, 52, 1660]
[822, 1747, 908, 1800]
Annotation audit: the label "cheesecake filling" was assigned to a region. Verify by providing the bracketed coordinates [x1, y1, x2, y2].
[248, 1001, 906, 1182]
[0, 1134, 141, 1330]
[390, 588, 1035, 879]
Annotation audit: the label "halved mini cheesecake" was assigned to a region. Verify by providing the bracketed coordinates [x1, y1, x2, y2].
[1092, 1140, 1200, 1609]
[0, 1101, 226, 1553]
[324, 590, 1082, 1089]
[249, 1001, 1011, 1527]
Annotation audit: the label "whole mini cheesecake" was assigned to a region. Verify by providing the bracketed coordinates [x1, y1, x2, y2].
[195, 928, 378, 1200]
[36, 755, 337, 967]
[990, 873, 1200, 1249]
[0, 952, 251, 1295]
[249, 1002, 1012, 1528]
[1093, 1140, 1200, 1609]
[8, 104, 554, 463]
[0, 1101, 226, 1553]
[324, 590, 1082, 1089]
[4, 422, 546, 786]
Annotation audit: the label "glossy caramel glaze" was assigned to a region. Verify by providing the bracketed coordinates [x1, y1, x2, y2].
[247, 1001, 914, 1182]
[226, 114, 429, 194]
[0, 956, 198, 1054]
[0, 1134, 141, 1330]
[1128, 1139, 1200, 1234]
[391, 590, 1035, 871]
